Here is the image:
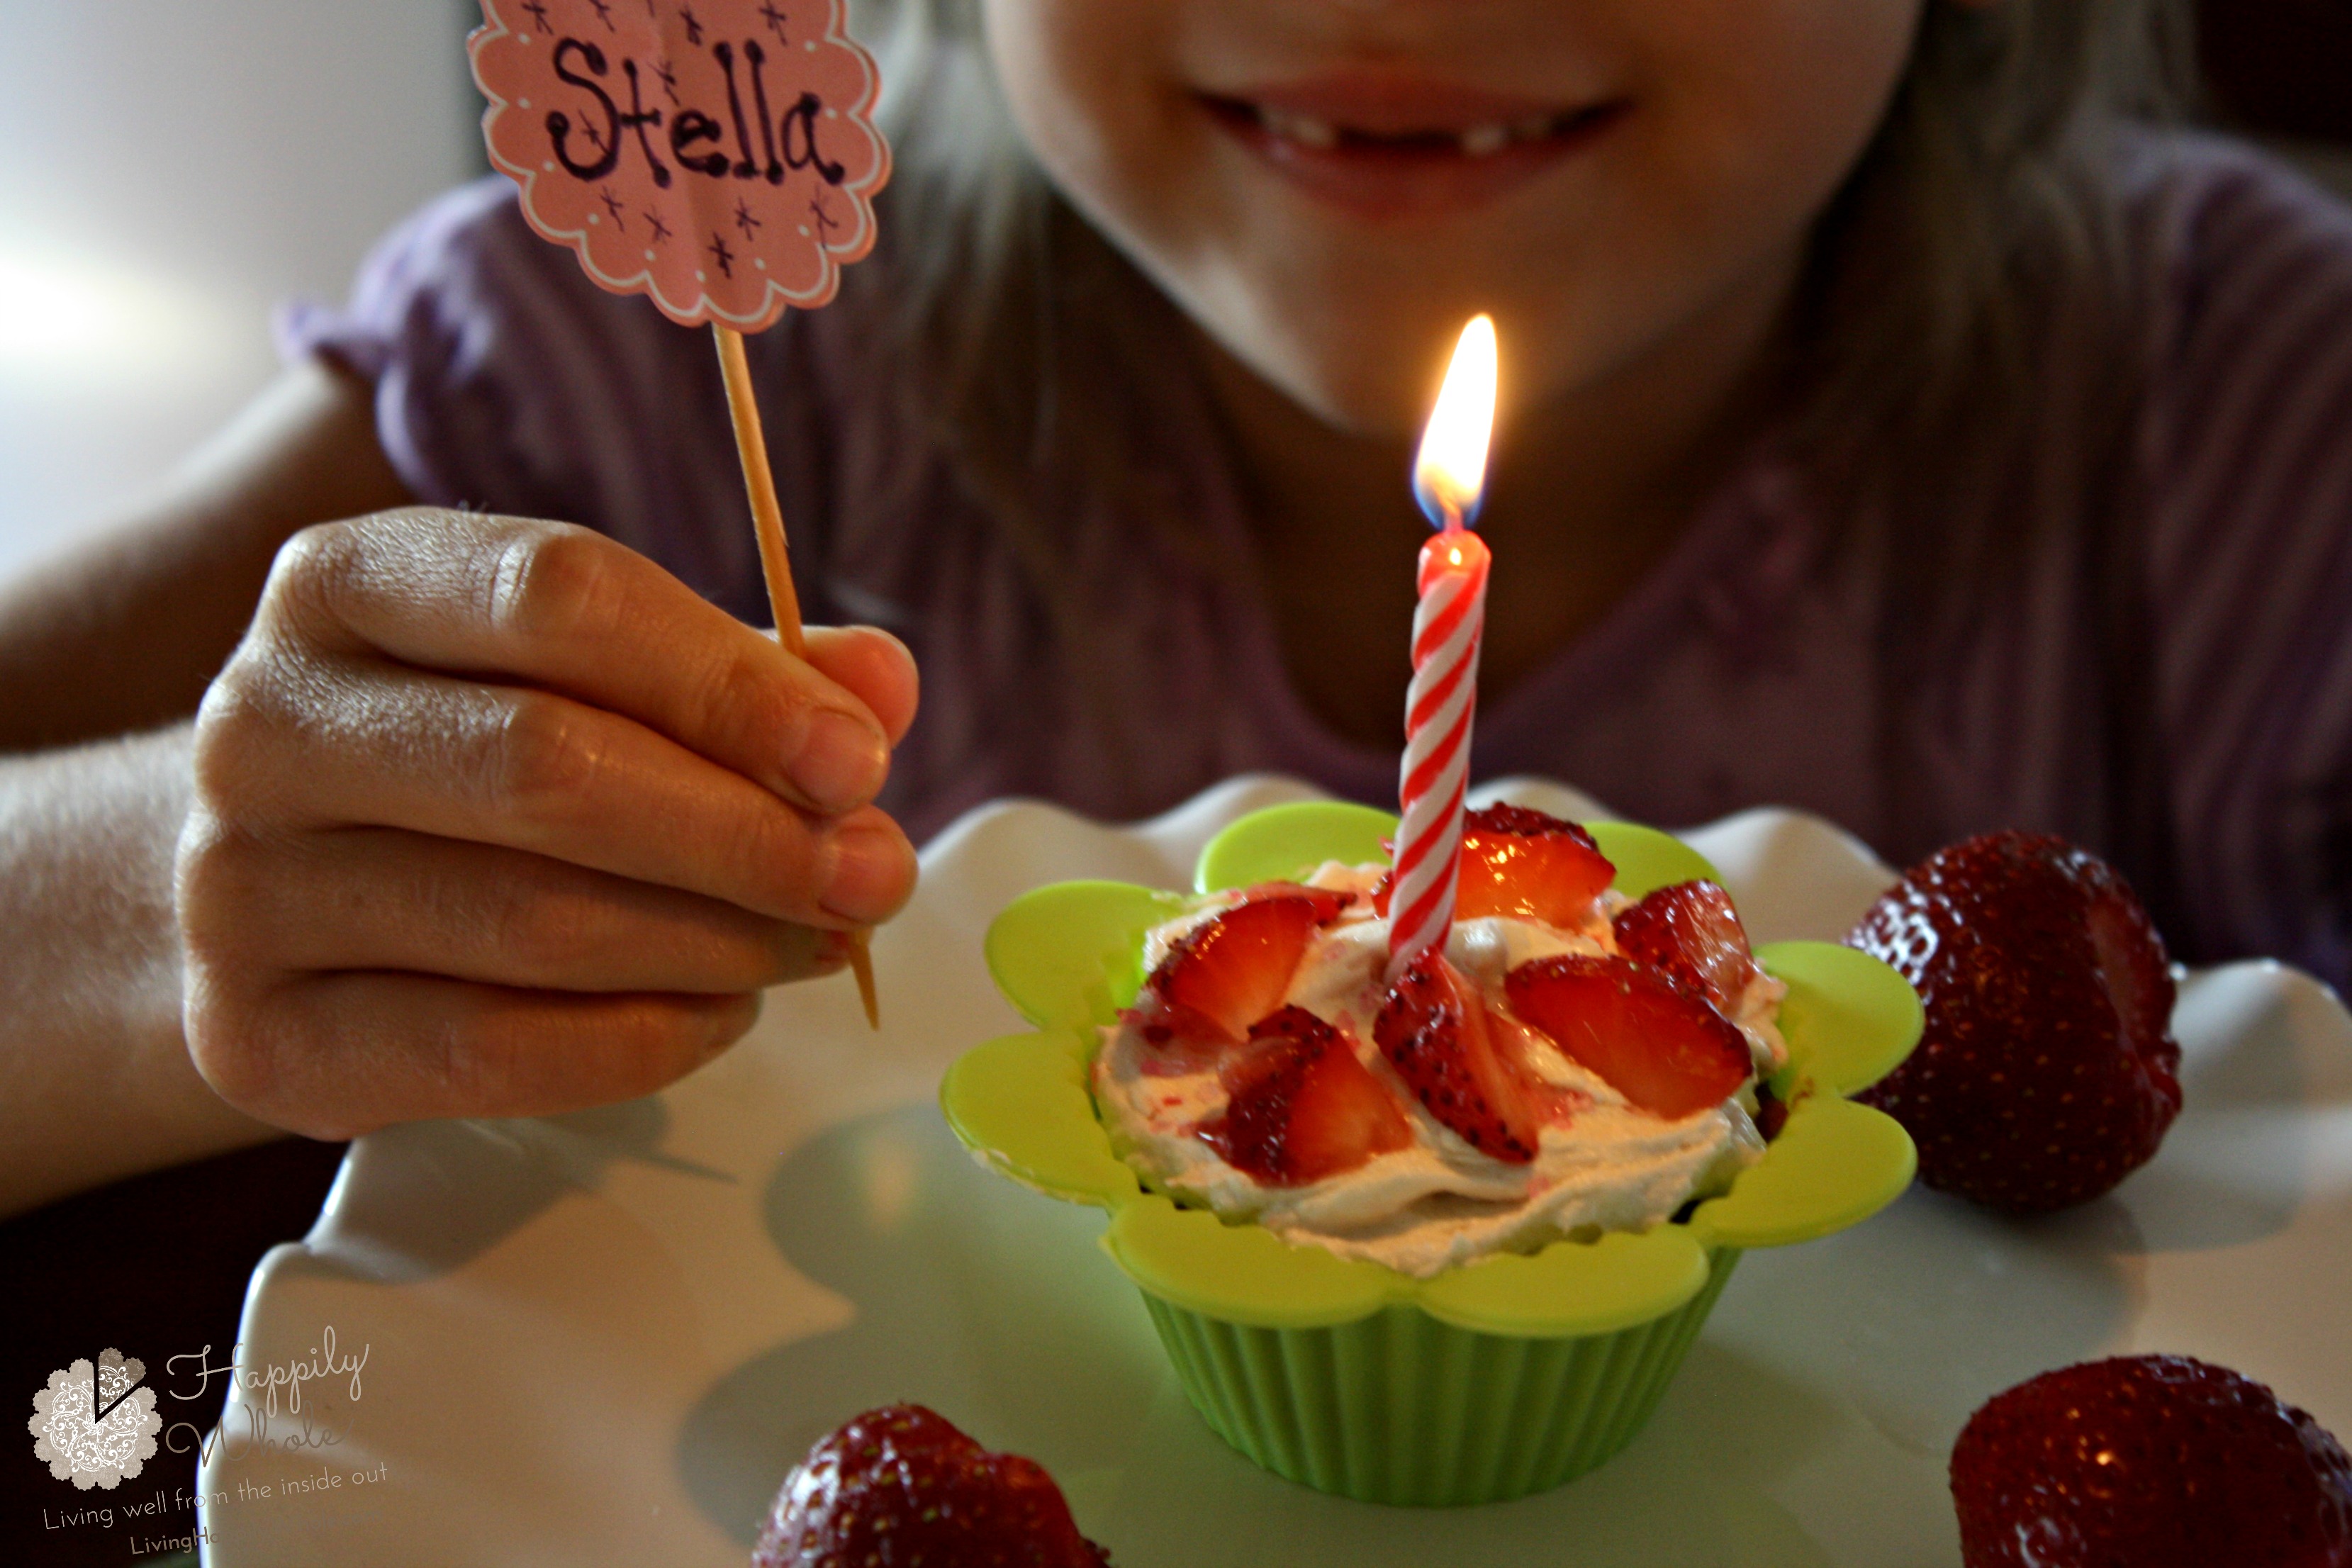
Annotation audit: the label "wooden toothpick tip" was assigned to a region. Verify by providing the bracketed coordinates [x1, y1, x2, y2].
[714, 322, 882, 1030]
[849, 945, 879, 1029]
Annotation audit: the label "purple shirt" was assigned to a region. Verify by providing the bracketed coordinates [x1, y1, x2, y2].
[284, 133, 2352, 983]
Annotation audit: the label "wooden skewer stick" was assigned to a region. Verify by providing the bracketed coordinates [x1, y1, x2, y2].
[713, 323, 880, 1029]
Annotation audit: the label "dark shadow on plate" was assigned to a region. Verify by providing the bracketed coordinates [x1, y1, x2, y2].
[680, 1106, 1904, 1566]
[2104, 1155, 2303, 1253]
[2101, 966, 2346, 1253]
[678, 1104, 1165, 1549]
[2178, 980, 2312, 1113]
[289, 1099, 727, 1284]
[1723, 1185, 2141, 1476]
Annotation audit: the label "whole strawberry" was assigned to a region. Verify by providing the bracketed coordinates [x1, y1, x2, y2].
[753, 1404, 1110, 1567]
[1847, 831, 2182, 1211]
[1951, 1355, 2352, 1567]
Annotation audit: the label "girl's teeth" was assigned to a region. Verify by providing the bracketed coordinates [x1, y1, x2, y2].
[1260, 107, 1339, 149]
[1245, 103, 1567, 156]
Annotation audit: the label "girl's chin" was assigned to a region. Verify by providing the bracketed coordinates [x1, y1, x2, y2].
[1214, 347, 1434, 440]
[1187, 297, 1528, 440]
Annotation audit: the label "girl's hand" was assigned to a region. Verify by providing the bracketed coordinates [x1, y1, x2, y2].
[175, 508, 919, 1138]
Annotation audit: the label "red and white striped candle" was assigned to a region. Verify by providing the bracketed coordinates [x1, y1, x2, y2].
[1389, 315, 1499, 978]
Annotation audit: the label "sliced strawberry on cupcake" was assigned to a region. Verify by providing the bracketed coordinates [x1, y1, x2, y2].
[1456, 805, 1616, 926]
[1613, 879, 1764, 1016]
[1142, 891, 1346, 1048]
[1236, 883, 1354, 922]
[1503, 954, 1753, 1120]
[1374, 955, 1548, 1163]
[753, 1403, 1111, 1568]
[1372, 805, 1615, 929]
[1202, 1006, 1413, 1185]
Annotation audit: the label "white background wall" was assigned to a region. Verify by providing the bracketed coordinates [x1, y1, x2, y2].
[0, 1, 478, 581]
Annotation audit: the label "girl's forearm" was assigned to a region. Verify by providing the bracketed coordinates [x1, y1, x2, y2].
[0, 724, 277, 1218]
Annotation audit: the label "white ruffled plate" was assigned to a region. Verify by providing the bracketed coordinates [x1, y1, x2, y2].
[203, 777, 2352, 1567]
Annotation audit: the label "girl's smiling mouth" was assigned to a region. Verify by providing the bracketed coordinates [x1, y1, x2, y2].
[1195, 70, 1631, 220]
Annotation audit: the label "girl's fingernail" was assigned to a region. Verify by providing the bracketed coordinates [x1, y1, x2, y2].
[821, 819, 911, 924]
[790, 710, 888, 814]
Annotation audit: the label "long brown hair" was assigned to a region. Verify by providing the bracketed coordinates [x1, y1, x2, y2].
[1798, 0, 2197, 563]
[1805, 2, 2200, 912]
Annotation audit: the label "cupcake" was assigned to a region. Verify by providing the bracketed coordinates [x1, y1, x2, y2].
[943, 800, 1921, 1506]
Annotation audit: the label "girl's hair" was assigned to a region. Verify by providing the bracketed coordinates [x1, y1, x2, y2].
[846, 0, 1236, 807]
[845, 0, 2200, 846]
[1803, 0, 2197, 562]
[1805, 1, 2197, 916]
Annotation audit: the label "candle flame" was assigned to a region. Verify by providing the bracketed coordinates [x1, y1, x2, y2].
[1413, 313, 1498, 529]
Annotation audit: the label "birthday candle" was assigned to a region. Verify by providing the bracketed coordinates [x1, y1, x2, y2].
[1389, 315, 1499, 978]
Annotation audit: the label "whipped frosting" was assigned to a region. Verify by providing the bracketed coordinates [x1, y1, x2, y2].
[1094, 863, 1784, 1279]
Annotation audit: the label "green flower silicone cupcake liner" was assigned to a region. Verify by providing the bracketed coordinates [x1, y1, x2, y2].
[942, 801, 1922, 1504]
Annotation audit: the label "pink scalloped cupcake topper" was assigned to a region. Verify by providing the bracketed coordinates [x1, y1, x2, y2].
[470, 0, 892, 1026]
[471, 0, 889, 331]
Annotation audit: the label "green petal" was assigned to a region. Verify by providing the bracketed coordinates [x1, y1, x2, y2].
[1413, 1225, 1711, 1338]
[1101, 1194, 1401, 1329]
[1194, 800, 1398, 893]
[1192, 805, 1725, 905]
[939, 1031, 1141, 1208]
[985, 880, 1187, 1031]
[1759, 940, 1924, 1096]
[1687, 1095, 1917, 1250]
[1586, 820, 1723, 900]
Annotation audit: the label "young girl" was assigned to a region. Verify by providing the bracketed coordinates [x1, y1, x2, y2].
[4, 0, 2347, 1211]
